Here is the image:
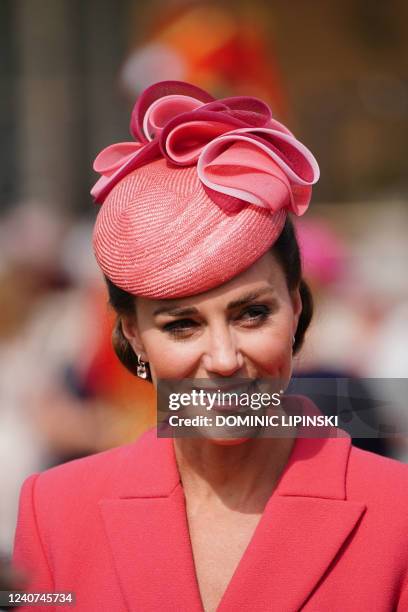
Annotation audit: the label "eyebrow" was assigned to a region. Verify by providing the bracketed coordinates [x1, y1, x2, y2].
[152, 287, 277, 317]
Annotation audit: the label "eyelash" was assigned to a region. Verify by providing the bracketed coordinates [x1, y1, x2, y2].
[162, 305, 272, 338]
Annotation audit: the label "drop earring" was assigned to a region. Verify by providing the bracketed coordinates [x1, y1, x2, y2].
[137, 355, 148, 379]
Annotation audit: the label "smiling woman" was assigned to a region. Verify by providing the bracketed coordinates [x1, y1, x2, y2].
[13, 81, 408, 612]
[106, 217, 312, 383]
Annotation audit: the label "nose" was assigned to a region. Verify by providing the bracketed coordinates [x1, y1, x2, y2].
[202, 324, 243, 376]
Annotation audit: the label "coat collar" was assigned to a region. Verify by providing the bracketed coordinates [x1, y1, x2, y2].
[112, 395, 350, 500]
[99, 397, 366, 611]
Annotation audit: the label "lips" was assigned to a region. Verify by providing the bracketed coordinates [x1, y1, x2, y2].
[194, 380, 260, 414]
[191, 379, 259, 393]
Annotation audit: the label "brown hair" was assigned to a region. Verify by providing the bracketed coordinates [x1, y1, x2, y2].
[105, 217, 313, 381]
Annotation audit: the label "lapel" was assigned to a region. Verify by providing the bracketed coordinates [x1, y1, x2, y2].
[99, 427, 203, 612]
[99, 398, 366, 612]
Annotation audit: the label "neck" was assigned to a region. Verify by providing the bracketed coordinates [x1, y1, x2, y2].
[173, 432, 295, 513]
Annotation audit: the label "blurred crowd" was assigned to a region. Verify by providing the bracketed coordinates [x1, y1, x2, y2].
[0, 202, 156, 556]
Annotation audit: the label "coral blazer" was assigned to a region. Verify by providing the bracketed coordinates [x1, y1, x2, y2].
[13, 403, 408, 611]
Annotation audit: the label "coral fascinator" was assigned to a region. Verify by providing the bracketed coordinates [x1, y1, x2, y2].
[91, 81, 319, 298]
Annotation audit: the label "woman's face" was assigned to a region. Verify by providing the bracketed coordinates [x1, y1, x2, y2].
[123, 250, 301, 390]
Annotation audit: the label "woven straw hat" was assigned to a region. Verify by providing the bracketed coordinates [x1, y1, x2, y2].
[91, 81, 319, 298]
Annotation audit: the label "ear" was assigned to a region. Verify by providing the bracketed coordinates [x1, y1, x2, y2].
[121, 315, 148, 362]
[290, 287, 302, 335]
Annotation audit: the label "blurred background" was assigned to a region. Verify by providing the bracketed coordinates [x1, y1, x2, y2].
[1, 0, 408, 558]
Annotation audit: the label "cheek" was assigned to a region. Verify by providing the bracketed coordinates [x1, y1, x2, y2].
[242, 313, 294, 377]
[141, 331, 200, 379]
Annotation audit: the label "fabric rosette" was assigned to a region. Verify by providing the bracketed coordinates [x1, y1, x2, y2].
[91, 80, 319, 214]
[91, 81, 320, 298]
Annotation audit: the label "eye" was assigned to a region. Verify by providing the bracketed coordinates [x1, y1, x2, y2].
[236, 304, 271, 326]
[162, 318, 199, 338]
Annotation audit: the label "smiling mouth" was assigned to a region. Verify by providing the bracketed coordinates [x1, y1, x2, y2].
[191, 379, 260, 413]
[191, 379, 259, 393]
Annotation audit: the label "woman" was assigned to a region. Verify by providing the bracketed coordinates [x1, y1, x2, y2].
[13, 81, 408, 611]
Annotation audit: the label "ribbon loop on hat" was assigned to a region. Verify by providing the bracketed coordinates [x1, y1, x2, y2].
[130, 80, 214, 142]
[142, 95, 204, 142]
[200, 96, 273, 127]
[93, 142, 144, 175]
[91, 139, 161, 202]
[196, 128, 319, 215]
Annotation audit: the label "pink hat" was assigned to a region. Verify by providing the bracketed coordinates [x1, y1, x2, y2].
[91, 81, 319, 298]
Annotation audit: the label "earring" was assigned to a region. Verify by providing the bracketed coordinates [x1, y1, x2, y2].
[137, 355, 148, 379]
[292, 336, 296, 346]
